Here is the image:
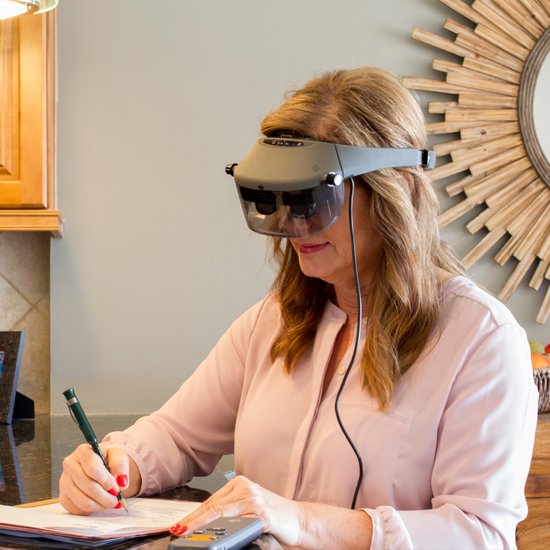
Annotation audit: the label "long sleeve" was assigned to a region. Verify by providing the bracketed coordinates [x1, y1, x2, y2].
[365, 304, 538, 549]
[102, 296, 273, 495]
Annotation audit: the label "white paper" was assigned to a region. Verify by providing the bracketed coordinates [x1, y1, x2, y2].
[0, 497, 200, 539]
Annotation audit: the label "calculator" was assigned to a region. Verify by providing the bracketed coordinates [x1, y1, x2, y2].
[167, 516, 263, 549]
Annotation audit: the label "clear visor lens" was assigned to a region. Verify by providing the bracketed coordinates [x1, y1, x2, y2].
[238, 183, 345, 238]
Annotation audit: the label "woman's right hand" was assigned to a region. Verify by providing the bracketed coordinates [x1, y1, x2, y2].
[59, 444, 141, 515]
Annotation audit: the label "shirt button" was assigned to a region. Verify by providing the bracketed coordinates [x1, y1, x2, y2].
[338, 367, 345, 375]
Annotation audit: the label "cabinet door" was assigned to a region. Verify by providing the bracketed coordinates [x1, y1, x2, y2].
[0, 12, 55, 209]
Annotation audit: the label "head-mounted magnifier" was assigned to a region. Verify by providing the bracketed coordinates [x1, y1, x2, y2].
[226, 138, 435, 238]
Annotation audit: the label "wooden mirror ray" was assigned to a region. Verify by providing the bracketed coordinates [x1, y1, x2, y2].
[403, 0, 550, 324]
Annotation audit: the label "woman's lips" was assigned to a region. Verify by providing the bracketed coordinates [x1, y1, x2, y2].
[297, 242, 328, 254]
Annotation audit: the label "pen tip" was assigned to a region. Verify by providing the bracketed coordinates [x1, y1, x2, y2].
[121, 498, 129, 513]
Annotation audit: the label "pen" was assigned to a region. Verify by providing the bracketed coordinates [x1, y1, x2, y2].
[63, 387, 128, 513]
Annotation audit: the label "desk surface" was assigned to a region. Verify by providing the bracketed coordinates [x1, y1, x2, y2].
[0, 415, 230, 549]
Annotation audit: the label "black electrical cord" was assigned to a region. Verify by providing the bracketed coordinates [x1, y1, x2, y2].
[333, 176, 365, 510]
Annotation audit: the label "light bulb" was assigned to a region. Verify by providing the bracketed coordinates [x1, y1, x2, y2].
[0, 0, 39, 20]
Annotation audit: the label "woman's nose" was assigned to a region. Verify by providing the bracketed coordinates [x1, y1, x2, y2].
[284, 211, 310, 235]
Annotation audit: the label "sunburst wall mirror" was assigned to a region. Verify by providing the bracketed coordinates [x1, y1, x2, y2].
[403, 0, 550, 324]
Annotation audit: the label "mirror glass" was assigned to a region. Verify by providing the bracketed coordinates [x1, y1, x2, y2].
[533, 52, 550, 162]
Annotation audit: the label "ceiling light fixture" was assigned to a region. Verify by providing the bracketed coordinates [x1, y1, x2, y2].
[0, 0, 58, 21]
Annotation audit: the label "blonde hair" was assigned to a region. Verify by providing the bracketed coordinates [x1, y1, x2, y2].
[263, 67, 463, 409]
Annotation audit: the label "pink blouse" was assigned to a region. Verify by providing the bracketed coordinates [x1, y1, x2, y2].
[104, 276, 538, 549]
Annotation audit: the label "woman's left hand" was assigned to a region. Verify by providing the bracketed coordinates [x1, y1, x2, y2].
[169, 475, 304, 547]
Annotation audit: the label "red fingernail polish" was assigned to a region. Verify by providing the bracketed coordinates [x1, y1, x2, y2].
[107, 488, 119, 496]
[114, 502, 123, 509]
[116, 474, 128, 487]
[170, 523, 187, 535]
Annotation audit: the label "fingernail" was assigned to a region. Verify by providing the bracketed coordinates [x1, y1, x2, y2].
[114, 502, 123, 509]
[107, 488, 119, 497]
[170, 523, 187, 535]
[116, 475, 128, 488]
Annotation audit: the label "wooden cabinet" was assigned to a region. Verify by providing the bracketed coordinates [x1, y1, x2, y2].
[517, 414, 550, 549]
[0, 11, 61, 236]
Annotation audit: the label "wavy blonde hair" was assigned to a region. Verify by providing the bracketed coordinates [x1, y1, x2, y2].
[262, 67, 464, 409]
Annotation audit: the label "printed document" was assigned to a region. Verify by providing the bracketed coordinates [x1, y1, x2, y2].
[0, 497, 200, 545]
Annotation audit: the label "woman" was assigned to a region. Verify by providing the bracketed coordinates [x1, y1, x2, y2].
[59, 67, 538, 549]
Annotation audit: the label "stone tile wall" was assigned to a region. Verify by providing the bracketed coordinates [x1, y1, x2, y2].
[0, 232, 50, 415]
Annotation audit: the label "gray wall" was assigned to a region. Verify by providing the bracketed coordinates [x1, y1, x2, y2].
[51, 0, 549, 414]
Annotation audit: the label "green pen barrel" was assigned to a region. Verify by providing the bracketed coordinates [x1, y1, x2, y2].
[63, 387, 99, 445]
